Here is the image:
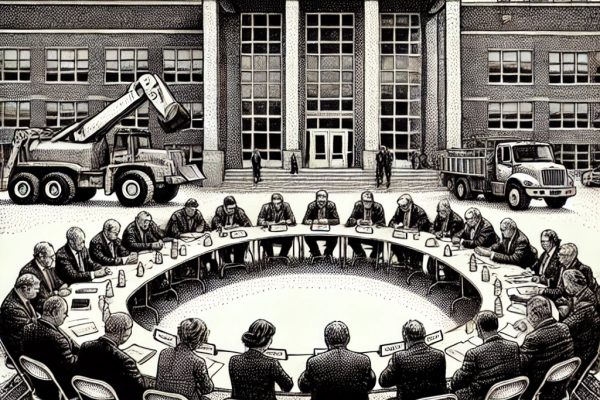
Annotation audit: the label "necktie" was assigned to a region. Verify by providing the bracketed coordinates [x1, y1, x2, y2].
[403, 211, 411, 228]
[470, 227, 476, 240]
[25, 300, 36, 319]
[110, 241, 116, 258]
[540, 253, 549, 276]
[77, 251, 85, 272]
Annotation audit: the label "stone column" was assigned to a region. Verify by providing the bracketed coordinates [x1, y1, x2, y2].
[362, 0, 380, 170]
[445, 0, 461, 149]
[283, 0, 301, 169]
[424, 14, 439, 155]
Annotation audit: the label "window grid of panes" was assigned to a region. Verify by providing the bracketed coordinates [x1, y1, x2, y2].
[380, 13, 421, 161]
[46, 49, 88, 82]
[183, 102, 204, 129]
[0, 101, 30, 127]
[549, 102, 589, 129]
[46, 102, 89, 127]
[554, 144, 600, 170]
[105, 101, 150, 128]
[0, 49, 30, 81]
[488, 102, 533, 130]
[306, 13, 354, 113]
[163, 49, 203, 83]
[105, 48, 148, 83]
[549, 52, 588, 84]
[488, 50, 532, 83]
[241, 13, 283, 164]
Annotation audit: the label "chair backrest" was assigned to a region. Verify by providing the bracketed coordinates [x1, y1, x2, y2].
[72, 375, 119, 400]
[532, 357, 581, 400]
[416, 395, 458, 400]
[143, 389, 189, 400]
[484, 376, 529, 400]
[19, 355, 68, 400]
[570, 343, 600, 396]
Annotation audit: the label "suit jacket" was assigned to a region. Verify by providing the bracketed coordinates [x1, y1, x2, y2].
[376, 151, 393, 170]
[77, 336, 151, 400]
[431, 211, 465, 238]
[0, 289, 37, 361]
[257, 202, 296, 226]
[345, 201, 386, 227]
[561, 289, 600, 368]
[490, 229, 537, 269]
[89, 232, 130, 266]
[531, 248, 561, 288]
[388, 204, 430, 232]
[455, 218, 499, 249]
[543, 260, 597, 301]
[302, 201, 340, 225]
[211, 206, 252, 230]
[156, 344, 214, 400]
[166, 209, 208, 239]
[55, 244, 103, 285]
[122, 220, 165, 252]
[451, 335, 521, 400]
[379, 342, 446, 400]
[19, 259, 64, 312]
[298, 346, 376, 400]
[251, 153, 262, 170]
[229, 349, 293, 400]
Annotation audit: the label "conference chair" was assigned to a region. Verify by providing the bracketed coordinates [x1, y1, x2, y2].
[143, 389, 188, 400]
[570, 344, 600, 398]
[484, 376, 529, 400]
[71, 375, 119, 400]
[350, 242, 385, 270]
[532, 357, 581, 400]
[218, 245, 255, 278]
[416, 394, 458, 400]
[19, 355, 71, 400]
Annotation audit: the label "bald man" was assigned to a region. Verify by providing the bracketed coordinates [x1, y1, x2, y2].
[475, 218, 537, 269]
[90, 219, 137, 266]
[55, 227, 110, 285]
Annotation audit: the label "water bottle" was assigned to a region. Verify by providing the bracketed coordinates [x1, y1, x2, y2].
[171, 240, 178, 259]
[155, 251, 163, 264]
[179, 245, 187, 256]
[136, 261, 145, 277]
[117, 269, 126, 288]
[469, 254, 477, 272]
[443, 244, 453, 257]
[481, 265, 490, 282]
[204, 234, 213, 247]
[494, 295, 504, 317]
[105, 280, 114, 298]
[494, 277, 502, 296]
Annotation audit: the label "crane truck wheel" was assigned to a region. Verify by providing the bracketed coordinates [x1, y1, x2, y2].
[116, 170, 154, 207]
[8, 172, 40, 205]
[41, 172, 76, 205]
[153, 185, 179, 203]
[545, 197, 568, 209]
[506, 183, 531, 210]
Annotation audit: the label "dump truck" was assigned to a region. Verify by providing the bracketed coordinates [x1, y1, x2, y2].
[439, 138, 576, 210]
[0, 74, 204, 207]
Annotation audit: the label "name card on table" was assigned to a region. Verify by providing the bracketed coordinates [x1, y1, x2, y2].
[195, 343, 218, 356]
[269, 224, 288, 232]
[393, 230, 408, 239]
[425, 330, 444, 345]
[153, 328, 178, 347]
[264, 348, 288, 360]
[314, 348, 328, 356]
[355, 226, 373, 234]
[230, 230, 248, 239]
[378, 330, 444, 357]
[311, 224, 330, 232]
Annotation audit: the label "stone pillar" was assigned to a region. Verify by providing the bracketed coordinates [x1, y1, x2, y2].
[362, 0, 380, 170]
[445, 0, 461, 149]
[425, 14, 439, 155]
[202, 0, 224, 186]
[283, 0, 301, 169]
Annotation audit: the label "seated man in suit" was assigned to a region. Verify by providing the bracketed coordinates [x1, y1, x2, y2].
[211, 196, 253, 264]
[452, 208, 499, 249]
[531, 230, 562, 287]
[428, 200, 465, 277]
[475, 218, 537, 269]
[0, 274, 40, 362]
[19, 242, 69, 312]
[23, 296, 79, 399]
[345, 191, 386, 260]
[257, 193, 296, 258]
[90, 219, 138, 266]
[55, 227, 110, 285]
[379, 320, 446, 400]
[122, 211, 165, 252]
[451, 311, 521, 400]
[77, 313, 153, 399]
[302, 190, 340, 258]
[520, 296, 574, 400]
[166, 198, 208, 239]
[299, 321, 376, 400]
[389, 194, 430, 268]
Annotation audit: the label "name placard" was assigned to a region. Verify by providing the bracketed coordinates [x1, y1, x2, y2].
[425, 330, 444, 345]
[393, 230, 408, 239]
[153, 328, 177, 347]
[313, 348, 327, 356]
[269, 224, 288, 232]
[311, 224, 330, 232]
[264, 348, 288, 360]
[355, 226, 373, 234]
[230, 230, 248, 239]
[195, 343, 217, 356]
[378, 330, 444, 357]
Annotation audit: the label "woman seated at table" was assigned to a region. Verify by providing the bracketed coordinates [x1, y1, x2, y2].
[156, 318, 214, 400]
[229, 319, 294, 400]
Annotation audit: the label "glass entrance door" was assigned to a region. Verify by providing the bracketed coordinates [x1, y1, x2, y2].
[309, 130, 348, 168]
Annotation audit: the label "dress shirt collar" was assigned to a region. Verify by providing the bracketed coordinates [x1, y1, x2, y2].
[69, 244, 80, 257]
[103, 232, 113, 245]
[483, 334, 501, 344]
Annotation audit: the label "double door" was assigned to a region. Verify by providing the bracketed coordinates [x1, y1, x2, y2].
[309, 130, 348, 168]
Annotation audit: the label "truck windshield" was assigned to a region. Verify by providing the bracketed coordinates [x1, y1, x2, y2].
[513, 145, 554, 162]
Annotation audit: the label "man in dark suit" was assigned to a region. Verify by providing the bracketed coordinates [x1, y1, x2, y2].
[450, 311, 521, 400]
[211, 196, 253, 264]
[166, 198, 208, 239]
[431, 199, 464, 239]
[379, 320, 446, 400]
[520, 296, 575, 400]
[475, 218, 537, 269]
[389, 194, 430, 267]
[55, 226, 110, 285]
[299, 321, 376, 400]
[251, 148, 262, 184]
[375, 145, 393, 188]
[90, 219, 137, 266]
[257, 193, 296, 258]
[452, 208, 499, 249]
[0, 274, 40, 362]
[77, 312, 153, 399]
[531, 230, 562, 287]
[23, 296, 79, 398]
[302, 190, 340, 258]
[122, 211, 165, 252]
[345, 191, 386, 259]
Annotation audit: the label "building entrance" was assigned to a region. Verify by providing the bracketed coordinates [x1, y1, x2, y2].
[308, 129, 349, 168]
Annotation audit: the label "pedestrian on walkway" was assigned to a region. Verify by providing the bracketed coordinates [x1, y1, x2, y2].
[376, 146, 393, 188]
[290, 153, 299, 175]
[251, 148, 262, 184]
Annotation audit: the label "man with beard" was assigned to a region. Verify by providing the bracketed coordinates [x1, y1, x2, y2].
[303, 190, 340, 258]
[257, 193, 296, 258]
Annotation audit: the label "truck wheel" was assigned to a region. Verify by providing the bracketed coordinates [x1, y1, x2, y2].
[506, 183, 531, 210]
[446, 178, 455, 193]
[545, 197, 567, 209]
[153, 185, 179, 203]
[116, 171, 154, 207]
[8, 172, 40, 205]
[41, 172, 76, 205]
[74, 188, 97, 202]
[454, 179, 472, 200]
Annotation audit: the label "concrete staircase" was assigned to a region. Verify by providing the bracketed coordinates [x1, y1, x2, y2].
[222, 168, 443, 192]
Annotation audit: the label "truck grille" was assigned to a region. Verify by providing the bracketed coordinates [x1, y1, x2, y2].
[541, 169, 565, 186]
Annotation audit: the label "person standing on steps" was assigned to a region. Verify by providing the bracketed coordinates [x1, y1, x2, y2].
[252, 148, 262, 185]
[290, 153, 299, 175]
[376, 146, 393, 188]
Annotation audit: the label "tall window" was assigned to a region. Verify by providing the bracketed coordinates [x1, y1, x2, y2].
[554, 144, 600, 170]
[549, 103, 589, 129]
[105, 48, 148, 83]
[0, 49, 30, 81]
[183, 102, 204, 129]
[549, 52, 588, 84]
[488, 102, 533, 130]
[46, 49, 88, 82]
[380, 13, 421, 162]
[105, 101, 149, 128]
[46, 102, 88, 127]
[163, 49, 203, 83]
[488, 50, 532, 83]
[0, 101, 30, 127]
[241, 13, 283, 165]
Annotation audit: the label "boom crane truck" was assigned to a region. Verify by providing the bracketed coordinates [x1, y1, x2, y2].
[0, 74, 205, 207]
